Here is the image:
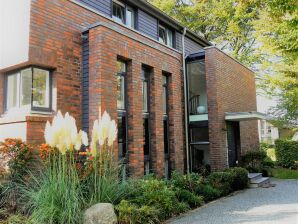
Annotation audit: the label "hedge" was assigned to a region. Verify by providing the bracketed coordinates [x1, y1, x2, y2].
[275, 139, 298, 168]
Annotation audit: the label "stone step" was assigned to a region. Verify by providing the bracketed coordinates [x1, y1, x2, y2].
[248, 173, 262, 182]
[249, 177, 270, 188]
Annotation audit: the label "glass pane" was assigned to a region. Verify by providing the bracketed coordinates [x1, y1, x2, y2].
[118, 116, 127, 157]
[117, 76, 125, 110]
[142, 81, 148, 112]
[21, 69, 32, 106]
[159, 26, 166, 44]
[143, 118, 150, 156]
[187, 60, 208, 115]
[32, 68, 50, 108]
[117, 61, 126, 74]
[126, 8, 135, 28]
[166, 29, 173, 47]
[163, 119, 169, 154]
[113, 2, 125, 24]
[163, 86, 167, 114]
[6, 73, 18, 110]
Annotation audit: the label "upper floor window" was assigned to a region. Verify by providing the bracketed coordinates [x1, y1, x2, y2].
[159, 24, 173, 48]
[116, 61, 127, 110]
[113, 0, 136, 29]
[113, 0, 125, 24]
[5, 67, 51, 112]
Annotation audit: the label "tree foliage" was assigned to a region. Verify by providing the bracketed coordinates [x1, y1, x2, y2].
[149, 0, 297, 126]
[149, 0, 261, 66]
[254, 0, 298, 126]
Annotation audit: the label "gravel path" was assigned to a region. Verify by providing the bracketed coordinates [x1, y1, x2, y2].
[168, 179, 298, 224]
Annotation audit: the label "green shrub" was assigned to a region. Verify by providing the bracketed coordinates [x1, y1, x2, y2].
[0, 139, 35, 211]
[21, 155, 83, 224]
[207, 172, 233, 196]
[241, 150, 267, 173]
[174, 188, 203, 208]
[275, 139, 298, 168]
[196, 184, 221, 202]
[116, 200, 160, 224]
[225, 167, 248, 191]
[170, 171, 203, 193]
[128, 179, 188, 220]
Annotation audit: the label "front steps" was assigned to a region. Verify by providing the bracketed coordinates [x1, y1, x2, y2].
[248, 173, 270, 188]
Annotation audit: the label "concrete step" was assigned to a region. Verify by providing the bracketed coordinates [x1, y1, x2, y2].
[248, 173, 262, 182]
[249, 177, 270, 188]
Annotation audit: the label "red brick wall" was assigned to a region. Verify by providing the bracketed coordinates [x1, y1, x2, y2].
[25, 0, 185, 177]
[26, 116, 51, 145]
[205, 47, 259, 170]
[88, 25, 184, 177]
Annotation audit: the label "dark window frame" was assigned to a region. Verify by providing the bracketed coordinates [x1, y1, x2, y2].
[4, 66, 53, 113]
[142, 66, 152, 175]
[116, 60, 128, 164]
[162, 73, 171, 178]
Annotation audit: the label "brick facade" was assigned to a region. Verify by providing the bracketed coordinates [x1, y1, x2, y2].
[205, 47, 259, 170]
[0, 0, 259, 176]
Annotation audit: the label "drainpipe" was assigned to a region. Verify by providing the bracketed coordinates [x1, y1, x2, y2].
[182, 27, 190, 174]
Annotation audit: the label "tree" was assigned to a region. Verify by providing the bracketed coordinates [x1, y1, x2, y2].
[254, 0, 298, 126]
[149, 0, 261, 66]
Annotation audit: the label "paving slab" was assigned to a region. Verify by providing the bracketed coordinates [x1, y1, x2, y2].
[168, 179, 298, 224]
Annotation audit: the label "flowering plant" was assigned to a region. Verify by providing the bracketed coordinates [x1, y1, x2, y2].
[44, 111, 88, 155]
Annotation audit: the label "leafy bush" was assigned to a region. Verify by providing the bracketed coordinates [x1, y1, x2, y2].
[116, 200, 160, 224]
[241, 150, 267, 172]
[127, 179, 188, 220]
[207, 172, 233, 196]
[170, 171, 202, 193]
[196, 184, 221, 202]
[174, 188, 203, 208]
[0, 139, 35, 211]
[225, 167, 248, 191]
[275, 139, 298, 168]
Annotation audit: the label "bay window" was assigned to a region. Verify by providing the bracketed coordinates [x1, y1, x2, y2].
[5, 67, 51, 112]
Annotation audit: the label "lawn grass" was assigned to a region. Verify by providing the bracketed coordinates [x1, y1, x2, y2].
[269, 167, 298, 179]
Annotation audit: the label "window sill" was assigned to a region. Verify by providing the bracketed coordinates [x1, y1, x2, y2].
[0, 110, 53, 124]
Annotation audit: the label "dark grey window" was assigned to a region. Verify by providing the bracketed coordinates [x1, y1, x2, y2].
[163, 74, 170, 178]
[5, 67, 51, 112]
[159, 24, 173, 47]
[113, 0, 125, 24]
[142, 66, 151, 175]
[116, 60, 128, 177]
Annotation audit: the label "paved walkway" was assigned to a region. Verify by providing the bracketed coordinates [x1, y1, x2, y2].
[169, 179, 298, 224]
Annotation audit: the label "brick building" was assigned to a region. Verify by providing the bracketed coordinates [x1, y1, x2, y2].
[0, 0, 263, 177]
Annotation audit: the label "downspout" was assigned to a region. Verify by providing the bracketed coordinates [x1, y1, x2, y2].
[182, 28, 190, 174]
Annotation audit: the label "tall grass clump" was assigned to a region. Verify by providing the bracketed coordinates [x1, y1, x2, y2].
[20, 111, 88, 224]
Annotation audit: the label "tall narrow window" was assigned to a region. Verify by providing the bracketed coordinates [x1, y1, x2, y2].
[116, 60, 128, 177]
[163, 75, 170, 178]
[142, 66, 151, 175]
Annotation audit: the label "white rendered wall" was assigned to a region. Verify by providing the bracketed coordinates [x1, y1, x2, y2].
[0, 0, 31, 69]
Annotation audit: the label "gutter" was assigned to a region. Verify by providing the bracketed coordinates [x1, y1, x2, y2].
[182, 27, 190, 174]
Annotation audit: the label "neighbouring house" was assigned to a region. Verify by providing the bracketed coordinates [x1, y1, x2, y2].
[258, 120, 280, 144]
[0, 0, 265, 177]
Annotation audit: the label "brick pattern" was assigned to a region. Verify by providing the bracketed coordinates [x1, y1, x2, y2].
[26, 116, 51, 145]
[88, 25, 184, 177]
[205, 47, 259, 170]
